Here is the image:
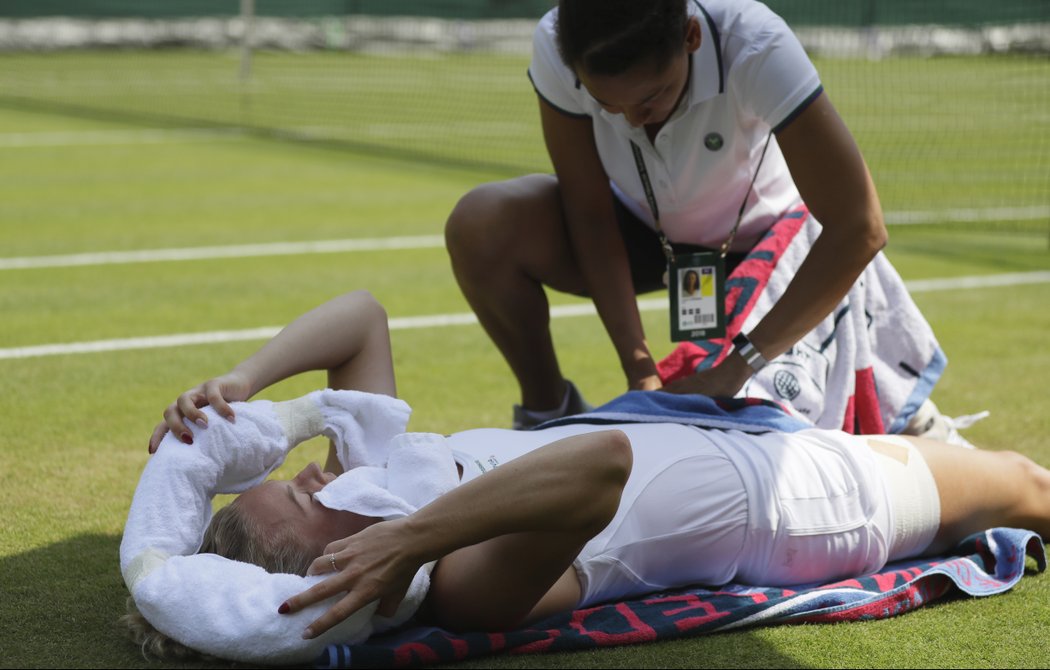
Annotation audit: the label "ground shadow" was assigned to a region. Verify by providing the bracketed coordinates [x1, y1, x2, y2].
[0, 95, 530, 178]
[0, 533, 238, 669]
[0, 533, 806, 669]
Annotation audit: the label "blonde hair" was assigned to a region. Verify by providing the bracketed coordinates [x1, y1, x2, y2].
[199, 497, 315, 576]
[120, 499, 315, 660]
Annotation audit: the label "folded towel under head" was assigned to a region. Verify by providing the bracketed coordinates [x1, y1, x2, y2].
[120, 389, 457, 665]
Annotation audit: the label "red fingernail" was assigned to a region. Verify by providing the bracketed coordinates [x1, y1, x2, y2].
[181, 433, 193, 445]
[278, 602, 289, 614]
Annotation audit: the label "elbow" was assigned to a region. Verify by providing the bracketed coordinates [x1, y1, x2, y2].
[866, 213, 888, 255]
[578, 430, 632, 532]
[822, 207, 887, 265]
[603, 429, 633, 487]
[859, 193, 888, 255]
[580, 429, 632, 488]
[341, 289, 389, 325]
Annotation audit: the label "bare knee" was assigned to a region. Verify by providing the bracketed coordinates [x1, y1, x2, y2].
[989, 450, 1050, 534]
[447, 180, 527, 264]
[995, 450, 1050, 488]
[447, 184, 504, 257]
[445, 175, 563, 275]
[1006, 450, 1050, 497]
[921, 442, 1050, 552]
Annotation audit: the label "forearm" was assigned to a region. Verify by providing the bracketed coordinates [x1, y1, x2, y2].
[152, 290, 397, 453]
[540, 99, 658, 387]
[233, 290, 395, 398]
[398, 430, 632, 566]
[747, 218, 883, 363]
[542, 127, 658, 386]
[747, 91, 886, 369]
[283, 430, 632, 637]
[568, 205, 659, 383]
[665, 135, 884, 397]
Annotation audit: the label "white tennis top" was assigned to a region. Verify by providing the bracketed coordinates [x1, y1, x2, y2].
[448, 422, 890, 607]
[528, 0, 823, 251]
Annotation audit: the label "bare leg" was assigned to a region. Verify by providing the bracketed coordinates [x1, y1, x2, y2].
[907, 436, 1050, 555]
[445, 174, 588, 411]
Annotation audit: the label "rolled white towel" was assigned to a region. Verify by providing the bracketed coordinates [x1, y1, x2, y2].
[119, 390, 448, 665]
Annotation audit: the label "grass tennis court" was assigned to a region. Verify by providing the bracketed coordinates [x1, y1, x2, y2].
[3, 50, 1048, 215]
[1, 49, 1049, 667]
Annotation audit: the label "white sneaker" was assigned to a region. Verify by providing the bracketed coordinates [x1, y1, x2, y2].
[904, 399, 989, 448]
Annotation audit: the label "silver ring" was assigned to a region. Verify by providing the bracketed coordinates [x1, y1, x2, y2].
[328, 553, 338, 572]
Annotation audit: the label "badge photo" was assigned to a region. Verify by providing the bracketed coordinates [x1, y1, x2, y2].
[669, 252, 726, 342]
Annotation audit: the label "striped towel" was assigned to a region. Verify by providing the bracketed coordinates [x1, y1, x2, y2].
[657, 205, 945, 434]
[316, 527, 1044, 668]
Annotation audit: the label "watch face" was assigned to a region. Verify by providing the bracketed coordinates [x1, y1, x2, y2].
[732, 333, 749, 348]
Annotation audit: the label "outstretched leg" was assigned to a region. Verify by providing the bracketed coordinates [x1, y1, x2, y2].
[907, 437, 1050, 555]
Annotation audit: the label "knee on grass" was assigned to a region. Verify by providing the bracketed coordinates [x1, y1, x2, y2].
[1000, 450, 1050, 534]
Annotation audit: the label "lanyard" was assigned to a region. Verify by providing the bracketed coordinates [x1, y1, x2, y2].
[629, 130, 774, 259]
[629, 140, 676, 264]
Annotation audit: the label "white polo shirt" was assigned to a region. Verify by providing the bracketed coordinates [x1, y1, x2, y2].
[528, 0, 823, 251]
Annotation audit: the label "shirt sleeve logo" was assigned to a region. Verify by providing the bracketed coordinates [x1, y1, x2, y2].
[704, 132, 724, 151]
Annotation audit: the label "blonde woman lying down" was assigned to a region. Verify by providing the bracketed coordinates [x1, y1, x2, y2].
[126, 291, 1050, 659]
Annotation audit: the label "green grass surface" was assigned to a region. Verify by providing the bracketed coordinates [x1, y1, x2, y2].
[1, 66, 1049, 669]
[819, 55, 1050, 215]
[2, 49, 1048, 215]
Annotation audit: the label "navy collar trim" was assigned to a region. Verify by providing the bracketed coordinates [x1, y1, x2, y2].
[692, 0, 724, 95]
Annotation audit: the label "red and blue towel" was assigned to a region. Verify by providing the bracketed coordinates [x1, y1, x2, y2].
[656, 205, 946, 435]
[317, 528, 1045, 668]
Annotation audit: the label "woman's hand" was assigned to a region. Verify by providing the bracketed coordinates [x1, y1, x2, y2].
[279, 519, 422, 639]
[661, 353, 751, 398]
[282, 431, 631, 636]
[629, 373, 664, 392]
[623, 348, 663, 392]
[148, 371, 253, 452]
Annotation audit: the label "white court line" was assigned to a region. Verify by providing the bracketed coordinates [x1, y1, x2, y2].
[2, 271, 1048, 360]
[885, 206, 1050, 225]
[0, 127, 247, 148]
[906, 271, 1050, 292]
[0, 236, 446, 270]
[5, 209, 1048, 271]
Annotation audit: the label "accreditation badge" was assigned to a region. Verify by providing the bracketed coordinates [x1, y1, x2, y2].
[669, 252, 726, 342]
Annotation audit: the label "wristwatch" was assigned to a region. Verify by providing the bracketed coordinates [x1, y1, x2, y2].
[732, 332, 768, 373]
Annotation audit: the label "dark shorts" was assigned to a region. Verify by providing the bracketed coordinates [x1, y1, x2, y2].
[613, 197, 749, 295]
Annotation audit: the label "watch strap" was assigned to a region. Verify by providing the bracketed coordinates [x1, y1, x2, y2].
[732, 332, 768, 373]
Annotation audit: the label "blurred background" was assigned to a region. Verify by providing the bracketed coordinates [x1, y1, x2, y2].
[2, 0, 1048, 227]
[2, 3, 1049, 669]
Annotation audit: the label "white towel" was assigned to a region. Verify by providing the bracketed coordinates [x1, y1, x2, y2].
[310, 388, 414, 469]
[119, 389, 454, 665]
[735, 216, 945, 432]
[316, 432, 460, 520]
